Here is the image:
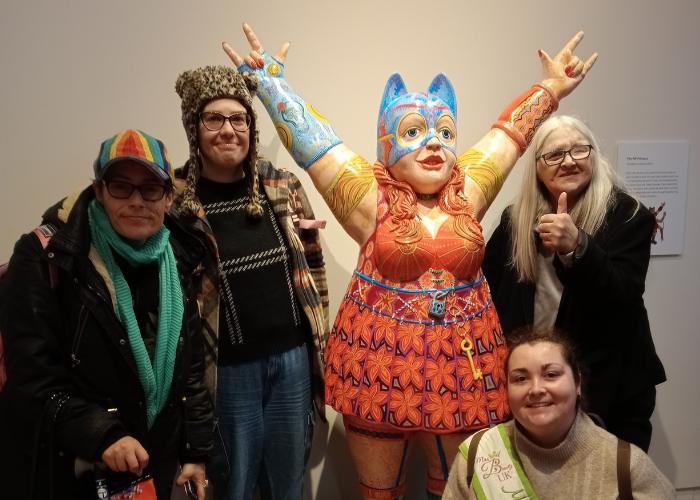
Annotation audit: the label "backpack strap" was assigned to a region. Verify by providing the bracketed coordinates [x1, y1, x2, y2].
[32, 224, 59, 288]
[617, 438, 633, 500]
[0, 224, 58, 279]
[33, 223, 58, 245]
[466, 428, 489, 487]
[0, 224, 59, 393]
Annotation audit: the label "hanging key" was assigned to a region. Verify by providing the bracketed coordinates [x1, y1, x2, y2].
[460, 336, 483, 380]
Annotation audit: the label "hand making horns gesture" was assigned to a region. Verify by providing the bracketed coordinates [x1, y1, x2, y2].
[539, 31, 598, 100]
[222, 22, 289, 71]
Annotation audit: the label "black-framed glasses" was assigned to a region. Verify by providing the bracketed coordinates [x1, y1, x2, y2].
[538, 144, 593, 166]
[199, 111, 252, 132]
[103, 180, 170, 201]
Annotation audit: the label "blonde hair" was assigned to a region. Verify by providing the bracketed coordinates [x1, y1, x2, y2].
[509, 115, 627, 282]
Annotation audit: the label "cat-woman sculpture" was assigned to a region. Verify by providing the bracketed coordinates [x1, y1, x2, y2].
[224, 23, 596, 499]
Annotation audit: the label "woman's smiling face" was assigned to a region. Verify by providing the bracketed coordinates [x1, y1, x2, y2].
[507, 341, 580, 448]
[198, 98, 251, 182]
[536, 126, 593, 209]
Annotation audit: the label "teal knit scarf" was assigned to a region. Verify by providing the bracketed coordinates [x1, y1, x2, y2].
[88, 200, 183, 428]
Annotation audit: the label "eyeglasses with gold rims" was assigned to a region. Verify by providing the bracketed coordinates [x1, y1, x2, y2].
[538, 144, 593, 166]
[103, 180, 171, 201]
[199, 111, 252, 132]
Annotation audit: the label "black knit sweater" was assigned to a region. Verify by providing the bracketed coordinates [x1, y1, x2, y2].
[196, 176, 307, 364]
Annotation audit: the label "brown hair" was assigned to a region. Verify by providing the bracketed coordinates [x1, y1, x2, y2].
[506, 326, 583, 394]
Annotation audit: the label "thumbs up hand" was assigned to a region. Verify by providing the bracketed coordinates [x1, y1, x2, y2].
[536, 192, 579, 254]
[556, 191, 568, 215]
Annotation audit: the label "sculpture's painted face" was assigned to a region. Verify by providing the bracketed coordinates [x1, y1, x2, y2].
[377, 73, 458, 168]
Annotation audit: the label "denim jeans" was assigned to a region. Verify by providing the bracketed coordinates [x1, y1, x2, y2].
[213, 343, 314, 500]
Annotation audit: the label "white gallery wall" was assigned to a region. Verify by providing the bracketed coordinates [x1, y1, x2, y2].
[1, 0, 698, 496]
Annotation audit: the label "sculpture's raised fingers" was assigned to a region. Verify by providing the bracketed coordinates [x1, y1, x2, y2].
[582, 53, 598, 76]
[275, 42, 290, 64]
[242, 22, 263, 52]
[558, 31, 584, 59]
[222, 42, 243, 67]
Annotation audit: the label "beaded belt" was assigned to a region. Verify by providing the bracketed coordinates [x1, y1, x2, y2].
[348, 271, 492, 326]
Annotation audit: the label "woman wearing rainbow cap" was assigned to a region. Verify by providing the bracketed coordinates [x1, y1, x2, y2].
[0, 129, 212, 499]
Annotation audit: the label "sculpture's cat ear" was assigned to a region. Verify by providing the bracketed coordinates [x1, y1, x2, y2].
[378, 73, 408, 114]
[428, 73, 457, 119]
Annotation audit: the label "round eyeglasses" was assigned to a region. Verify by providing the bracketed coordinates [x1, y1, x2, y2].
[199, 111, 252, 132]
[538, 144, 593, 166]
[103, 180, 170, 201]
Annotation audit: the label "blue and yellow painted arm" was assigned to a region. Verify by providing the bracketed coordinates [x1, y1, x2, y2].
[239, 53, 342, 170]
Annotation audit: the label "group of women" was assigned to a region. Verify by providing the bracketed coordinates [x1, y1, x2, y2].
[0, 21, 672, 500]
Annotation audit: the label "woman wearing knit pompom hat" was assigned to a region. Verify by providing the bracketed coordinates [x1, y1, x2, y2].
[176, 65, 262, 219]
[172, 65, 329, 500]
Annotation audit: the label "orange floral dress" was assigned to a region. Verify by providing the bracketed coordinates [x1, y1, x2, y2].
[324, 186, 509, 433]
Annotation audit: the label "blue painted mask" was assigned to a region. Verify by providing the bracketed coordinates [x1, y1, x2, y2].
[376, 73, 458, 167]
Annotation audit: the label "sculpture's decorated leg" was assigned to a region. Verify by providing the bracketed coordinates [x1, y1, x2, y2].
[344, 415, 410, 499]
[418, 431, 472, 499]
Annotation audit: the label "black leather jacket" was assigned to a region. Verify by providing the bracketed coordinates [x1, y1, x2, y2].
[0, 187, 213, 499]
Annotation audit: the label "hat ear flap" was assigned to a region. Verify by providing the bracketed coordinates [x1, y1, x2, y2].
[174, 70, 194, 99]
[378, 73, 408, 116]
[428, 73, 457, 119]
[241, 71, 259, 95]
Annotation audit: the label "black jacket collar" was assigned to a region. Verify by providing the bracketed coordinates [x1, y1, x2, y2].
[40, 185, 207, 274]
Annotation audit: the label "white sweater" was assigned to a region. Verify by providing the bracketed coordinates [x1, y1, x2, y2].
[443, 413, 674, 499]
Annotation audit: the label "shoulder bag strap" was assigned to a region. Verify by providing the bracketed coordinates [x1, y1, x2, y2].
[466, 428, 489, 487]
[617, 438, 633, 500]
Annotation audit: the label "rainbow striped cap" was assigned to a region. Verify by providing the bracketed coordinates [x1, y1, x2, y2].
[94, 129, 172, 182]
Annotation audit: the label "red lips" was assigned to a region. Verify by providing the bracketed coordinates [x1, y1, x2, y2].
[418, 154, 445, 169]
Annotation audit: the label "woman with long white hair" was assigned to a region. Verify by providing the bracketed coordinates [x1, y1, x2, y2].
[482, 115, 666, 451]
